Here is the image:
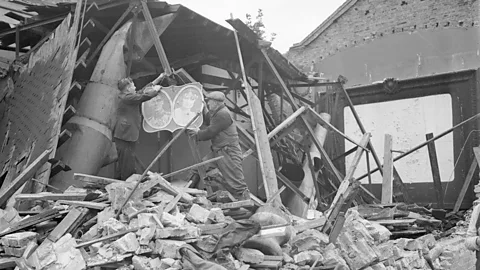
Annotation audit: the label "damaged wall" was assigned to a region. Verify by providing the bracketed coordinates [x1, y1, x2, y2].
[0, 10, 80, 196]
[286, 0, 478, 75]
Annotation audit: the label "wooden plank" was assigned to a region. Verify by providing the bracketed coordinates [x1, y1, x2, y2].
[74, 173, 123, 189]
[231, 29, 279, 205]
[372, 219, 416, 226]
[140, 0, 172, 75]
[15, 192, 86, 201]
[57, 129, 72, 147]
[0, 149, 51, 208]
[164, 192, 182, 213]
[56, 200, 108, 210]
[216, 200, 254, 210]
[426, 133, 444, 208]
[381, 134, 394, 204]
[453, 157, 478, 212]
[328, 133, 370, 215]
[0, 209, 63, 237]
[265, 186, 286, 204]
[260, 48, 344, 194]
[47, 207, 86, 242]
[76, 226, 146, 248]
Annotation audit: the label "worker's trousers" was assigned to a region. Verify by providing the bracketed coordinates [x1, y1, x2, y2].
[113, 138, 136, 180]
[190, 144, 249, 199]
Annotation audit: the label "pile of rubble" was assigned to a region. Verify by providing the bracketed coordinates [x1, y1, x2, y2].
[0, 172, 470, 270]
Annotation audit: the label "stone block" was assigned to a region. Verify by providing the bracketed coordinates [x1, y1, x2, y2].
[188, 204, 211, 224]
[112, 232, 140, 254]
[377, 241, 394, 261]
[1, 232, 38, 248]
[405, 239, 423, 251]
[234, 248, 264, 264]
[4, 245, 27, 257]
[208, 208, 225, 223]
[27, 239, 56, 269]
[28, 234, 86, 270]
[365, 222, 391, 243]
[137, 213, 157, 227]
[102, 218, 127, 236]
[139, 225, 156, 245]
[321, 247, 348, 267]
[0, 207, 21, 232]
[160, 258, 175, 268]
[417, 234, 437, 249]
[106, 182, 143, 211]
[97, 207, 115, 227]
[160, 212, 184, 227]
[154, 240, 185, 259]
[336, 219, 380, 269]
[294, 250, 323, 266]
[291, 229, 329, 254]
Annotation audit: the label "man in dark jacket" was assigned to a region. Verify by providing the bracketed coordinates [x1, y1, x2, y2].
[187, 91, 250, 200]
[114, 74, 164, 180]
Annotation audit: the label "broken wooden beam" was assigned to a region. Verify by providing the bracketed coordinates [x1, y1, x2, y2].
[114, 113, 200, 219]
[47, 207, 89, 242]
[0, 149, 52, 208]
[327, 133, 370, 216]
[426, 133, 444, 208]
[162, 156, 223, 179]
[140, 0, 172, 75]
[76, 226, 146, 248]
[243, 106, 307, 158]
[74, 173, 123, 189]
[56, 200, 108, 210]
[14, 192, 86, 201]
[232, 31, 280, 205]
[381, 134, 394, 204]
[293, 217, 327, 233]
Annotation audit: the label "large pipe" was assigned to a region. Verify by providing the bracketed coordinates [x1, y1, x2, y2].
[50, 15, 176, 191]
[50, 22, 131, 191]
[286, 113, 330, 217]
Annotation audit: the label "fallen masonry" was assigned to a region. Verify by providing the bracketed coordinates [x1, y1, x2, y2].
[0, 170, 471, 270]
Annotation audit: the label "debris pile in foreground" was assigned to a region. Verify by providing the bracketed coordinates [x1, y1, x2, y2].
[0, 172, 471, 270]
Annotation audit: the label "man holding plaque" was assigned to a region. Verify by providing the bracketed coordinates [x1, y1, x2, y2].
[187, 91, 250, 200]
[113, 74, 164, 180]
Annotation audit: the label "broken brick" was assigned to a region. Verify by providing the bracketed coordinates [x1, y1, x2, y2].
[101, 218, 127, 236]
[112, 232, 140, 254]
[188, 204, 211, 224]
[1, 232, 38, 247]
[208, 208, 226, 223]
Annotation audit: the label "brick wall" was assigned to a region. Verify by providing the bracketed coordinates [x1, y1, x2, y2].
[286, 0, 479, 71]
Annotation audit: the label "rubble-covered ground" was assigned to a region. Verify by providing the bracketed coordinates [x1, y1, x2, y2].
[0, 172, 475, 270]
